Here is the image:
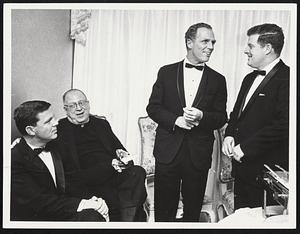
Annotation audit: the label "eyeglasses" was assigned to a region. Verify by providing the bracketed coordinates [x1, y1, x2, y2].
[64, 100, 89, 111]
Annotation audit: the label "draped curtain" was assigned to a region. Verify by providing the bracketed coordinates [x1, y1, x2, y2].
[72, 9, 290, 163]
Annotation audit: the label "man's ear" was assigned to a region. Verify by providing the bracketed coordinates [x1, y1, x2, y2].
[25, 126, 36, 136]
[186, 39, 193, 50]
[264, 43, 273, 55]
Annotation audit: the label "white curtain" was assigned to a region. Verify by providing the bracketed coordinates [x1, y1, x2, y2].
[73, 9, 290, 163]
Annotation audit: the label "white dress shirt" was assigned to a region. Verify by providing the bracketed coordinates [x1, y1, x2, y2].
[183, 58, 204, 107]
[243, 57, 280, 110]
[27, 142, 57, 187]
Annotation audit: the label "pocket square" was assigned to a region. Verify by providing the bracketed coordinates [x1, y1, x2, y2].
[258, 93, 265, 96]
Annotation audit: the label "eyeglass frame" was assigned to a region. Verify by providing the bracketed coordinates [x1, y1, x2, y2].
[64, 100, 89, 111]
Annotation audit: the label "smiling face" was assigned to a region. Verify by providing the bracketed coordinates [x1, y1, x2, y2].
[244, 34, 268, 69]
[33, 108, 58, 143]
[63, 90, 90, 125]
[186, 27, 216, 64]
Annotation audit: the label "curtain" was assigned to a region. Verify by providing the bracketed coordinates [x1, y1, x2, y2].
[72, 9, 291, 163]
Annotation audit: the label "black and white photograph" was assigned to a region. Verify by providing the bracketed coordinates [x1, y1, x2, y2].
[3, 3, 297, 229]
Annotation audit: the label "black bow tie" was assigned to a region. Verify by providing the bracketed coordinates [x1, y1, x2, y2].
[185, 63, 204, 71]
[33, 146, 50, 156]
[253, 70, 266, 76]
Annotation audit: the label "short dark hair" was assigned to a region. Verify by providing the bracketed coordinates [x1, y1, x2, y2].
[62, 89, 87, 103]
[14, 100, 51, 136]
[247, 23, 284, 55]
[185, 23, 213, 49]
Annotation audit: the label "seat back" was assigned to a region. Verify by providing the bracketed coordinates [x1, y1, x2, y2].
[138, 116, 157, 176]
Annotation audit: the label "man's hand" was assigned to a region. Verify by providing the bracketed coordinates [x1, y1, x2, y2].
[77, 196, 109, 221]
[175, 116, 195, 130]
[232, 144, 244, 163]
[183, 107, 203, 124]
[222, 136, 235, 157]
[112, 159, 125, 172]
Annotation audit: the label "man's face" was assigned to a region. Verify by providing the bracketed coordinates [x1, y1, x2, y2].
[244, 34, 267, 69]
[33, 108, 58, 143]
[187, 27, 216, 64]
[64, 91, 90, 125]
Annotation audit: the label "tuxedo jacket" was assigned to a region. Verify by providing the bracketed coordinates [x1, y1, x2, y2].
[10, 138, 81, 221]
[225, 60, 289, 182]
[56, 116, 126, 197]
[146, 60, 227, 170]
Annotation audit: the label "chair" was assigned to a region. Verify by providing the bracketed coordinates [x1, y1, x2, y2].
[138, 116, 234, 222]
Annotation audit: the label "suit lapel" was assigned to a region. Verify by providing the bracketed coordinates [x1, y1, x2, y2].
[192, 65, 208, 107]
[176, 61, 186, 107]
[241, 60, 282, 117]
[20, 138, 48, 171]
[51, 150, 66, 193]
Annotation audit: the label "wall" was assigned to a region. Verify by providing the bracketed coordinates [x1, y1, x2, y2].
[11, 10, 73, 140]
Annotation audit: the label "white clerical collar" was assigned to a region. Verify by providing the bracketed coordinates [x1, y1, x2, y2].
[260, 57, 280, 75]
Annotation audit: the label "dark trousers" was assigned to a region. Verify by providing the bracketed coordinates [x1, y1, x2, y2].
[154, 139, 209, 222]
[69, 209, 106, 221]
[234, 175, 277, 210]
[87, 165, 147, 221]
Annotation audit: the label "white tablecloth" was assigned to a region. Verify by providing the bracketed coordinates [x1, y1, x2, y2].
[217, 206, 288, 227]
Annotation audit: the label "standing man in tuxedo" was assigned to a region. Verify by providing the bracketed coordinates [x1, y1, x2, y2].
[57, 89, 147, 221]
[11, 100, 109, 221]
[222, 23, 289, 209]
[147, 23, 227, 222]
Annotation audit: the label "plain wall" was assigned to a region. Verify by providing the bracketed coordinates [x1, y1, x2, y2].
[11, 10, 73, 140]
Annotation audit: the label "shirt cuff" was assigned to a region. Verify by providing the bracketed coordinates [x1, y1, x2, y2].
[77, 199, 87, 212]
[234, 144, 244, 157]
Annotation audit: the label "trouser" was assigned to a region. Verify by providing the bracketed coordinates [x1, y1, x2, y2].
[234, 174, 277, 210]
[88, 165, 147, 221]
[154, 139, 209, 222]
[69, 209, 106, 221]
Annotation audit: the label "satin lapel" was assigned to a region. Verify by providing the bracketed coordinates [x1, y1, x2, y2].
[176, 61, 186, 107]
[51, 150, 66, 193]
[20, 138, 47, 171]
[192, 66, 208, 107]
[241, 60, 282, 117]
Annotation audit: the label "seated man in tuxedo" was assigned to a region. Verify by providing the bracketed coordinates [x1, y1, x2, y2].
[56, 89, 147, 221]
[11, 100, 109, 221]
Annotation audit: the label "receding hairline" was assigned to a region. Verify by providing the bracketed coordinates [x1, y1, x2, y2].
[63, 89, 87, 103]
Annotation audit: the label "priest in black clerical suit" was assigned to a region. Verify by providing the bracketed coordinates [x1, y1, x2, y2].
[146, 23, 227, 222]
[222, 23, 289, 209]
[57, 89, 147, 222]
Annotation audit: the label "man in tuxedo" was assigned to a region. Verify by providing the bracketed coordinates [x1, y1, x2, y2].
[146, 23, 227, 222]
[56, 89, 147, 221]
[222, 23, 289, 209]
[11, 100, 109, 221]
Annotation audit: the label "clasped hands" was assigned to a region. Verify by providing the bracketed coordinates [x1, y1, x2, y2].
[222, 136, 243, 163]
[175, 107, 203, 130]
[79, 196, 109, 221]
[112, 149, 133, 172]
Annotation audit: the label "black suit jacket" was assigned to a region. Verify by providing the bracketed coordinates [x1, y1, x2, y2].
[225, 60, 289, 182]
[56, 116, 126, 197]
[11, 138, 81, 221]
[146, 60, 227, 170]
